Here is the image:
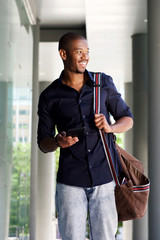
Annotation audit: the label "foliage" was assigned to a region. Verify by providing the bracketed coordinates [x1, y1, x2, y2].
[115, 133, 124, 148]
[9, 143, 31, 237]
[55, 147, 60, 174]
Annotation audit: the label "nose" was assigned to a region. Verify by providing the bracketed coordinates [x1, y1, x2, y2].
[81, 52, 89, 59]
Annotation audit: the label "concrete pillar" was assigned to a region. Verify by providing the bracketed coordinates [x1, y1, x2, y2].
[123, 82, 133, 240]
[37, 149, 55, 240]
[5, 82, 13, 239]
[132, 34, 148, 240]
[0, 2, 13, 238]
[36, 81, 56, 240]
[148, 1, 160, 239]
[30, 19, 40, 240]
[125, 82, 133, 155]
[0, 82, 13, 240]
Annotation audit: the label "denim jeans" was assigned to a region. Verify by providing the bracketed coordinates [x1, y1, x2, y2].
[56, 181, 118, 240]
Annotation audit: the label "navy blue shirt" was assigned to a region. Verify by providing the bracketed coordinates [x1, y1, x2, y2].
[37, 70, 132, 187]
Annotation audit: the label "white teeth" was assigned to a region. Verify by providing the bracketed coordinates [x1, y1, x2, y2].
[80, 61, 87, 66]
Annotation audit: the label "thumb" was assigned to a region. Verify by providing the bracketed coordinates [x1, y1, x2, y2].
[60, 131, 66, 137]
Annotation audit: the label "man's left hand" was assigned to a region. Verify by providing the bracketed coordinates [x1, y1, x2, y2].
[94, 114, 112, 133]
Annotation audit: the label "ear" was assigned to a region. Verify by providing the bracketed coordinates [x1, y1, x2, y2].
[59, 49, 67, 61]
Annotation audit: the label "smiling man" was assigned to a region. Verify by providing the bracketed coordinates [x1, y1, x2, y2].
[37, 32, 133, 240]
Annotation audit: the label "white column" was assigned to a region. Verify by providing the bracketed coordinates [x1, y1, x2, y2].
[30, 19, 40, 240]
[0, 82, 12, 240]
[37, 150, 56, 240]
[36, 81, 56, 240]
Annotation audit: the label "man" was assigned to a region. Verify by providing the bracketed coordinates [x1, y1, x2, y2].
[37, 32, 133, 240]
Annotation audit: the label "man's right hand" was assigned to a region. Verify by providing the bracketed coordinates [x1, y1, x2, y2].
[56, 131, 79, 148]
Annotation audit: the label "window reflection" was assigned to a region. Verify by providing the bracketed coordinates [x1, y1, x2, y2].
[0, 0, 33, 239]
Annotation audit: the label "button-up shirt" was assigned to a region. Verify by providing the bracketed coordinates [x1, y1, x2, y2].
[37, 70, 133, 187]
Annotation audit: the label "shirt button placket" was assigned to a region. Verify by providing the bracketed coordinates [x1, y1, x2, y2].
[79, 95, 93, 179]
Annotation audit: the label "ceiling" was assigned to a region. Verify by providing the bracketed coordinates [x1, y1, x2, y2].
[35, 0, 85, 27]
[35, 0, 147, 87]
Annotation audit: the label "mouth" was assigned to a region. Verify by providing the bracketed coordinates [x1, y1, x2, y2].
[79, 61, 88, 67]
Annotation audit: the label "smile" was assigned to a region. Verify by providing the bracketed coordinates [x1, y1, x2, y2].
[79, 61, 87, 66]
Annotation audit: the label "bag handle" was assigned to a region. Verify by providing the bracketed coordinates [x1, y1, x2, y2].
[93, 72, 120, 186]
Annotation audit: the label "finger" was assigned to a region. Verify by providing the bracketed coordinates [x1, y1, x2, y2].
[94, 113, 101, 120]
[66, 136, 79, 144]
[96, 122, 103, 129]
[94, 114, 105, 122]
[60, 131, 66, 137]
[95, 117, 104, 126]
[60, 136, 79, 148]
[95, 113, 104, 118]
[94, 116, 101, 124]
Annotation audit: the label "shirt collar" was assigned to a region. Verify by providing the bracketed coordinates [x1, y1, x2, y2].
[86, 70, 95, 86]
[58, 69, 95, 87]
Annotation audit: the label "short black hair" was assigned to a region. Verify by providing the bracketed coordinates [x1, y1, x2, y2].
[58, 32, 86, 51]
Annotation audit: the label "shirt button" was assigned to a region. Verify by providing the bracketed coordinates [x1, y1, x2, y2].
[88, 149, 91, 152]
[79, 99, 82, 104]
[83, 115, 86, 119]
[86, 132, 89, 135]
[90, 165, 92, 168]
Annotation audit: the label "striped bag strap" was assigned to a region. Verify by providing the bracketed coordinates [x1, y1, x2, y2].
[93, 72, 120, 186]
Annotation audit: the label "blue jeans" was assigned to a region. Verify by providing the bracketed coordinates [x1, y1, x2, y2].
[56, 181, 118, 240]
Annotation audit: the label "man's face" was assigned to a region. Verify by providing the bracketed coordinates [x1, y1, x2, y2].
[64, 38, 90, 74]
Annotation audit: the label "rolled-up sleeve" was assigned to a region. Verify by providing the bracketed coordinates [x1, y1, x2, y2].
[102, 74, 133, 121]
[37, 92, 55, 146]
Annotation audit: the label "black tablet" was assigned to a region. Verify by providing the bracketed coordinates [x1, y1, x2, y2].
[66, 127, 86, 139]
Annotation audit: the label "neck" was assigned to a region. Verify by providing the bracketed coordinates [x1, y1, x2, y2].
[62, 70, 87, 92]
[63, 70, 84, 84]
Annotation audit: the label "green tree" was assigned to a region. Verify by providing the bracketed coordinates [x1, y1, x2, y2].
[9, 143, 31, 236]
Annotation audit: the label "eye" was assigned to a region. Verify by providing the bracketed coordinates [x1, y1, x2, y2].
[77, 50, 82, 54]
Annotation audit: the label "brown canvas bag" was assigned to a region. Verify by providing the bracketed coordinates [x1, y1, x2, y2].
[114, 143, 150, 221]
[93, 72, 150, 222]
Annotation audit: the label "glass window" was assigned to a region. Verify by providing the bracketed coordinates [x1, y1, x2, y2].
[19, 123, 29, 129]
[0, 0, 33, 239]
[19, 110, 29, 115]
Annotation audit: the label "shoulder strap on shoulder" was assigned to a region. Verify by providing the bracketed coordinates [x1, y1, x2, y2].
[93, 72, 120, 186]
[93, 72, 101, 114]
